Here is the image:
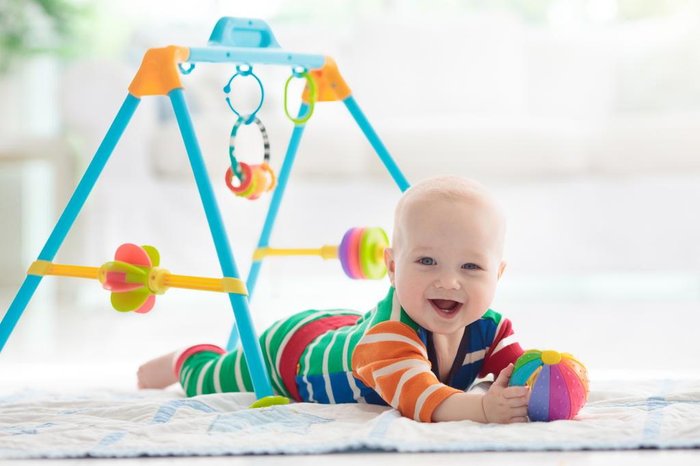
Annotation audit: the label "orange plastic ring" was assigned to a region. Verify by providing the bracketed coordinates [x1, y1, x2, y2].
[347, 227, 365, 279]
[225, 162, 253, 195]
[245, 166, 268, 200]
[260, 162, 277, 191]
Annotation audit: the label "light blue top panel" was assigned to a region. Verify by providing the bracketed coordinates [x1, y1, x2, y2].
[186, 17, 325, 69]
[209, 17, 281, 48]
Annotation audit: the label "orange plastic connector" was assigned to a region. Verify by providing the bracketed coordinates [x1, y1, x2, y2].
[302, 56, 351, 103]
[129, 46, 190, 97]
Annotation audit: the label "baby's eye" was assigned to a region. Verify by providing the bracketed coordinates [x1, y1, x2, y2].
[417, 257, 436, 266]
[462, 263, 481, 270]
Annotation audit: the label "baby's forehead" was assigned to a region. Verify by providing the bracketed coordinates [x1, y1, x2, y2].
[398, 176, 494, 208]
[392, 186, 506, 255]
[401, 199, 503, 240]
[397, 190, 501, 223]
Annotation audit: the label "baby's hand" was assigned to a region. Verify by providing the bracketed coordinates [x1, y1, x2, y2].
[482, 363, 530, 423]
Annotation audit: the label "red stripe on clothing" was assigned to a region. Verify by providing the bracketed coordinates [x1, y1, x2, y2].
[479, 319, 523, 378]
[279, 315, 360, 401]
[174, 344, 226, 377]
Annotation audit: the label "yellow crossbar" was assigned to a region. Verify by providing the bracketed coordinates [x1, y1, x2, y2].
[253, 245, 338, 261]
[27, 260, 247, 295]
[27, 261, 99, 279]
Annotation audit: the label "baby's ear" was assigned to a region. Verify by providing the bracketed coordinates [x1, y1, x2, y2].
[497, 261, 507, 279]
[384, 248, 396, 285]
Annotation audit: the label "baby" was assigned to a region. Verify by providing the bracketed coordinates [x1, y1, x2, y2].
[138, 176, 529, 423]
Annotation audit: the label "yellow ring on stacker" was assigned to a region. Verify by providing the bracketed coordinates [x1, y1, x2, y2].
[541, 350, 562, 365]
[359, 227, 389, 279]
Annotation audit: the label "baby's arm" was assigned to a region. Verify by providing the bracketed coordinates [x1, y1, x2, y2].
[432, 363, 529, 423]
[352, 322, 463, 422]
[353, 322, 529, 423]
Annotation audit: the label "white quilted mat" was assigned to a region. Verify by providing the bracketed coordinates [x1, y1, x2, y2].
[1, 378, 699, 459]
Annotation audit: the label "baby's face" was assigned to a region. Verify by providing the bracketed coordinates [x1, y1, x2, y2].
[386, 197, 505, 340]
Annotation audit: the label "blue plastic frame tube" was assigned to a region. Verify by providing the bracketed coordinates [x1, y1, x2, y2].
[225, 102, 311, 351]
[343, 96, 410, 192]
[0, 94, 141, 352]
[187, 47, 325, 69]
[169, 88, 273, 398]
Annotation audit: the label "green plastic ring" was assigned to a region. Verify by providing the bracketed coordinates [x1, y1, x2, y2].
[359, 227, 389, 280]
[284, 70, 317, 125]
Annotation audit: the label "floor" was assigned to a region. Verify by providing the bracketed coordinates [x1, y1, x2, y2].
[1, 176, 699, 464]
[1, 450, 698, 466]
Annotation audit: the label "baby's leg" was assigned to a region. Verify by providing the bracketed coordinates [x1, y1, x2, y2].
[166, 310, 329, 397]
[178, 345, 249, 396]
[137, 351, 178, 389]
[137, 345, 229, 392]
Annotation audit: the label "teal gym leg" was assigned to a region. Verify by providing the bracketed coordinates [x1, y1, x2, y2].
[343, 96, 410, 191]
[169, 88, 273, 398]
[226, 102, 310, 351]
[0, 94, 141, 353]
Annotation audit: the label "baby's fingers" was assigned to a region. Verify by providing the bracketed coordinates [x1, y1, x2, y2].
[493, 363, 514, 388]
[508, 396, 529, 408]
[503, 386, 529, 398]
[510, 406, 529, 418]
[510, 416, 529, 423]
[495, 403, 529, 424]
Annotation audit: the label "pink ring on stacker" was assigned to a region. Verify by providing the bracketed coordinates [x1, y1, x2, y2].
[347, 227, 365, 279]
[338, 229, 355, 278]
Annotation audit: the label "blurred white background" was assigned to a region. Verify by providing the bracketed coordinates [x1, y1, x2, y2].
[1, 0, 699, 382]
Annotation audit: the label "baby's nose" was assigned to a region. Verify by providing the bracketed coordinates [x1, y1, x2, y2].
[435, 273, 461, 289]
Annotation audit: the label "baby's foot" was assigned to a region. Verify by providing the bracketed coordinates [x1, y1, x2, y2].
[137, 351, 178, 389]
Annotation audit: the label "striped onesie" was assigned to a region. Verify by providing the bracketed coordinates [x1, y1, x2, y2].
[176, 287, 523, 422]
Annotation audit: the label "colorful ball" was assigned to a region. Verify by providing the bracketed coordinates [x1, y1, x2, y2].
[508, 349, 588, 422]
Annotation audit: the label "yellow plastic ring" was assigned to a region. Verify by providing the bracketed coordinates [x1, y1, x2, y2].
[359, 227, 389, 279]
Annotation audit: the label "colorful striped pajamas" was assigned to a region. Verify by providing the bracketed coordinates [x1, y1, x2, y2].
[177, 287, 523, 422]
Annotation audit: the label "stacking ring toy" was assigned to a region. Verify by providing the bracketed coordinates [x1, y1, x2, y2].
[509, 349, 589, 422]
[359, 227, 389, 279]
[225, 115, 276, 200]
[337, 227, 389, 279]
[254, 227, 389, 280]
[341, 228, 364, 279]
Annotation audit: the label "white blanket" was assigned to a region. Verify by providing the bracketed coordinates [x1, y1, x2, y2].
[1, 378, 699, 459]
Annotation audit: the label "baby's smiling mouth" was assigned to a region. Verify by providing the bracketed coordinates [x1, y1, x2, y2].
[429, 299, 462, 314]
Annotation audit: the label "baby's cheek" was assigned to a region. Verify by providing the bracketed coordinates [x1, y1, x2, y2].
[395, 289, 423, 320]
[466, 280, 498, 305]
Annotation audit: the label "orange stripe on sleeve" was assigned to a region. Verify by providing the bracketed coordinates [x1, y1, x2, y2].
[352, 321, 461, 422]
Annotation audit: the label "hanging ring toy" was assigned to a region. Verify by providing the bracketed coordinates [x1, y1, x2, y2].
[222, 64, 275, 200]
[223, 64, 265, 124]
[284, 66, 317, 125]
[224, 115, 276, 200]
